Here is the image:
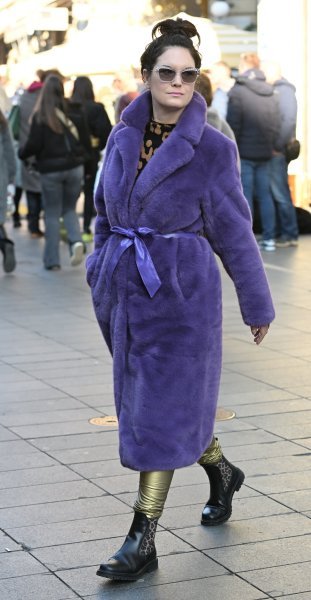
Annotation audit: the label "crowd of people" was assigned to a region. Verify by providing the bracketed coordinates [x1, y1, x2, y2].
[0, 47, 300, 276]
[0, 69, 112, 272]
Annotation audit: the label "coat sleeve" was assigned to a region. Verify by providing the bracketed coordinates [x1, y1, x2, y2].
[3, 124, 16, 183]
[202, 142, 275, 326]
[226, 89, 242, 143]
[18, 116, 43, 160]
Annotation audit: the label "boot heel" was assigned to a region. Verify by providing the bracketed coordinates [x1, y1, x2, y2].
[145, 557, 158, 573]
[234, 470, 245, 492]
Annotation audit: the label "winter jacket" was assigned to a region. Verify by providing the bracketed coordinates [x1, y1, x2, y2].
[18, 81, 43, 192]
[0, 121, 16, 223]
[227, 69, 280, 161]
[83, 100, 112, 151]
[19, 102, 92, 173]
[86, 90, 275, 472]
[272, 78, 297, 152]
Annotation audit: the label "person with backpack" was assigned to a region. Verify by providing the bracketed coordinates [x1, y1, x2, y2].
[19, 75, 91, 270]
[70, 76, 112, 242]
[0, 109, 16, 273]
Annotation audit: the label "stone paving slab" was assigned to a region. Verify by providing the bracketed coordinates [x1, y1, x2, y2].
[159, 495, 290, 530]
[45, 443, 120, 465]
[223, 440, 306, 462]
[0, 573, 78, 599]
[240, 563, 311, 597]
[0, 495, 129, 529]
[0, 425, 19, 441]
[270, 490, 311, 512]
[84, 573, 269, 599]
[219, 389, 298, 406]
[0, 551, 48, 578]
[29, 430, 118, 451]
[0, 480, 103, 508]
[205, 535, 311, 571]
[247, 471, 311, 494]
[0, 397, 88, 415]
[0, 465, 82, 490]
[0, 531, 21, 553]
[236, 398, 311, 417]
[0, 408, 102, 427]
[69, 460, 132, 479]
[6, 513, 143, 549]
[172, 513, 311, 550]
[56, 552, 227, 597]
[31, 530, 194, 571]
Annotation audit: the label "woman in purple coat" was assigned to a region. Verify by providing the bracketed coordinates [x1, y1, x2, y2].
[86, 18, 275, 581]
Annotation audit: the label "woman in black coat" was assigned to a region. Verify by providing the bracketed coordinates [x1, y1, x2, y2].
[71, 76, 112, 241]
[19, 75, 91, 270]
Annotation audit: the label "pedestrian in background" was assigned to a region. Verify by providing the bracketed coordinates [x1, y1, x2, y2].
[262, 61, 299, 247]
[0, 109, 16, 273]
[19, 75, 91, 271]
[208, 60, 235, 120]
[227, 53, 280, 251]
[87, 18, 275, 582]
[195, 72, 237, 142]
[18, 69, 62, 238]
[71, 76, 112, 242]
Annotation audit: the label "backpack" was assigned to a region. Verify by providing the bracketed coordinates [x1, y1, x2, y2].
[8, 104, 20, 140]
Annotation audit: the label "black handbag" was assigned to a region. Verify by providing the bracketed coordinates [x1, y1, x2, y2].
[285, 138, 300, 163]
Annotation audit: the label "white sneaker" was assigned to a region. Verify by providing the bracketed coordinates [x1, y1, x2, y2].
[258, 239, 276, 252]
[70, 242, 84, 266]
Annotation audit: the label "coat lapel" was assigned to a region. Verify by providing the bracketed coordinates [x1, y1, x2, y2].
[108, 91, 207, 224]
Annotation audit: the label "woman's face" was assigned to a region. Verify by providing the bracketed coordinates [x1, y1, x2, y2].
[143, 46, 197, 121]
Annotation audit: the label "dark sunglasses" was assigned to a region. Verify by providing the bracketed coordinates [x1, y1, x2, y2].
[153, 66, 200, 84]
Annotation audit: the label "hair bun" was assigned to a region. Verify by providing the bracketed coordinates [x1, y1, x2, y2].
[152, 18, 200, 44]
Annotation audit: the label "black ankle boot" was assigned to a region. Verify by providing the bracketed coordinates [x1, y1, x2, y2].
[96, 511, 158, 581]
[0, 238, 16, 273]
[201, 456, 245, 526]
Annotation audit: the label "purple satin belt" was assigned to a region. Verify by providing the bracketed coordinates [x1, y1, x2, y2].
[107, 226, 198, 298]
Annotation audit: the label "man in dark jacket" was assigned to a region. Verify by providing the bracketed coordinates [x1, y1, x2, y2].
[227, 53, 280, 251]
[262, 62, 299, 247]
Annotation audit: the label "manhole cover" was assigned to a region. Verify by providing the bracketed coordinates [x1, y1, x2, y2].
[216, 408, 236, 421]
[89, 416, 118, 426]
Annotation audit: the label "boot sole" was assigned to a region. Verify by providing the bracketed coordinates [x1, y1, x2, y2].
[201, 469, 245, 527]
[96, 557, 158, 581]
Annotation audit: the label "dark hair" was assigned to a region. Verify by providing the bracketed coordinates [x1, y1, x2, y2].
[140, 18, 201, 75]
[36, 68, 65, 83]
[71, 76, 95, 104]
[195, 73, 213, 107]
[33, 75, 67, 134]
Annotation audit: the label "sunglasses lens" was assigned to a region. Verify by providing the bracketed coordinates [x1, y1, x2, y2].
[158, 68, 175, 81]
[182, 70, 198, 83]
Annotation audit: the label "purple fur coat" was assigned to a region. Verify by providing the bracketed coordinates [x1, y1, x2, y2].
[86, 91, 275, 472]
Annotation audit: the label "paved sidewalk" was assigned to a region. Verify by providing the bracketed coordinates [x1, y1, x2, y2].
[0, 222, 310, 600]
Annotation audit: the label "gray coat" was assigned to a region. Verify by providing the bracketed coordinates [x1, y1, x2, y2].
[0, 122, 16, 223]
[19, 85, 42, 192]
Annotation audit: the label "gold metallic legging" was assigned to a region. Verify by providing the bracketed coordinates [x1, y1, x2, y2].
[134, 437, 222, 518]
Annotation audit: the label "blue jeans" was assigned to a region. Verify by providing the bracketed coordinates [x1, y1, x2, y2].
[40, 166, 83, 268]
[241, 159, 275, 241]
[269, 154, 298, 241]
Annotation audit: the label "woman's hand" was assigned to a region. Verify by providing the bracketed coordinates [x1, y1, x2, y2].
[250, 325, 270, 345]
